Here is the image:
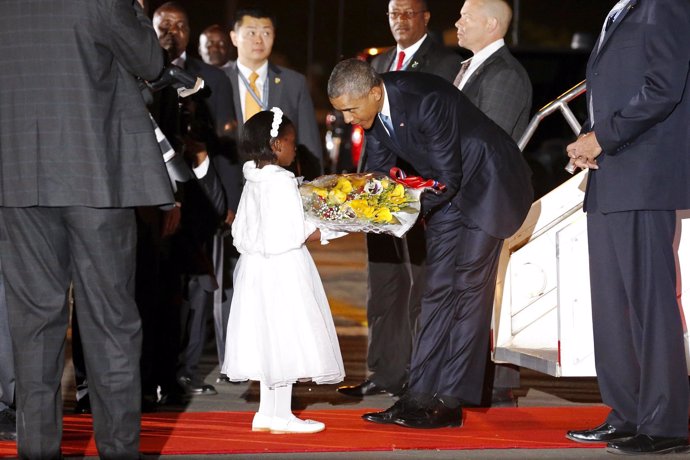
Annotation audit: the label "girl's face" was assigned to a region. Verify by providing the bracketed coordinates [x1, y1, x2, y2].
[272, 124, 297, 167]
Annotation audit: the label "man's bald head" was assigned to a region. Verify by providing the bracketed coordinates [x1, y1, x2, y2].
[455, 0, 512, 53]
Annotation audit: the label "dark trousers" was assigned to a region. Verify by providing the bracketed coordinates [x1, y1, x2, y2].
[365, 222, 425, 393]
[0, 260, 14, 412]
[407, 206, 503, 404]
[0, 207, 142, 460]
[588, 209, 689, 437]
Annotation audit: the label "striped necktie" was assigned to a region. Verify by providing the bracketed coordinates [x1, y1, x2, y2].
[453, 58, 472, 88]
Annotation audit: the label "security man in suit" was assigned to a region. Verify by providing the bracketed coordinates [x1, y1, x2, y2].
[224, 7, 324, 180]
[0, 1, 172, 457]
[328, 59, 533, 429]
[454, 0, 532, 406]
[338, 0, 463, 399]
[565, 0, 690, 455]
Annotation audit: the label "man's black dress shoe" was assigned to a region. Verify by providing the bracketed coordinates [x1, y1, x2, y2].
[362, 397, 414, 424]
[74, 395, 91, 415]
[566, 422, 635, 443]
[337, 380, 387, 397]
[394, 398, 462, 429]
[607, 434, 689, 455]
[0, 408, 16, 441]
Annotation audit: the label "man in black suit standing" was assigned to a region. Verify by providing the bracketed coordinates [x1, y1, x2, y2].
[152, 2, 238, 399]
[454, 0, 532, 406]
[565, 0, 690, 455]
[338, 0, 462, 399]
[0, 1, 172, 458]
[328, 59, 533, 428]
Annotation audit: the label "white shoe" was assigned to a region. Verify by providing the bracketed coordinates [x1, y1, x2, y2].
[270, 416, 325, 434]
[252, 412, 272, 432]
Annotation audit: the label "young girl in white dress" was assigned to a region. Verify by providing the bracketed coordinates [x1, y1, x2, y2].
[222, 108, 345, 434]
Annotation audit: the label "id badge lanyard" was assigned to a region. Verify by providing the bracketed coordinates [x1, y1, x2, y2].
[238, 71, 270, 111]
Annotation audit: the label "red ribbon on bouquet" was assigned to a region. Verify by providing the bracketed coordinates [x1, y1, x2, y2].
[389, 167, 446, 194]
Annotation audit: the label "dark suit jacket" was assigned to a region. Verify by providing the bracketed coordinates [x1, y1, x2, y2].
[584, 0, 690, 213]
[0, 0, 172, 208]
[224, 61, 323, 176]
[184, 57, 242, 214]
[371, 35, 462, 83]
[366, 72, 533, 239]
[460, 46, 532, 142]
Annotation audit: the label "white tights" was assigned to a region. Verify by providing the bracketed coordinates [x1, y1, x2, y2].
[258, 381, 293, 419]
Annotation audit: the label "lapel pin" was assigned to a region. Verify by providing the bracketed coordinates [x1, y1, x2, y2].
[410, 61, 419, 69]
[274, 77, 281, 84]
[399, 122, 405, 127]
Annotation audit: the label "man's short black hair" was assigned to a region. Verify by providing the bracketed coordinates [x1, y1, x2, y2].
[232, 7, 276, 30]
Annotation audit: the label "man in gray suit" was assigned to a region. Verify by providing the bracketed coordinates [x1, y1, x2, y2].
[455, 0, 531, 141]
[338, 0, 462, 398]
[225, 7, 323, 180]
[454, 0, 532, 406]
[0, 1, 172, 458]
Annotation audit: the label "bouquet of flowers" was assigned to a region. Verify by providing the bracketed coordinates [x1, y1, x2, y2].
[299, 172, 423, 237]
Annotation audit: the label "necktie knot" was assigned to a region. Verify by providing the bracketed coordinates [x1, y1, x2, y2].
[249, 71, 259, 85]
[395, 51, 406, 71]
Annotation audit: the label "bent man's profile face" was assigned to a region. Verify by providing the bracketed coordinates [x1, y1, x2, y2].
[330, 86, 383, 130]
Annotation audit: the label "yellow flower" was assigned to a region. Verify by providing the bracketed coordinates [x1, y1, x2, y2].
[347, 199, 376, 218]
[311, 187, 328, 198]
[373, 207, 393, 223]
[329, 189, 348, 204]
[390, 183, 405, 198]
[334, 177, 353, 193]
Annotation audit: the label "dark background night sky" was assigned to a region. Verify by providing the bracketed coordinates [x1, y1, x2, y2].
[146, 0, 613, 77]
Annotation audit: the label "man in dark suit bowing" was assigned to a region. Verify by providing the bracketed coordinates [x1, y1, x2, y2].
[564, 0, 690, 455]
[338, 0, 462, 400]
[328, 59, 533, 428]
[454, 0, 532, 407]
[0, 1, 172, 458]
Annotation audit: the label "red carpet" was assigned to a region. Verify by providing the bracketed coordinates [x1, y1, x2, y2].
[0, 406, 610, 456]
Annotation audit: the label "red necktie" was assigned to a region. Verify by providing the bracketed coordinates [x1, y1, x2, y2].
[395, 51, 406, 71]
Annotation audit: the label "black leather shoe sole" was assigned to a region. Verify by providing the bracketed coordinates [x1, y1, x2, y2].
[606, 435, 690, 455]
[337, 380, 387, 397]
[394, 417, 462, 429]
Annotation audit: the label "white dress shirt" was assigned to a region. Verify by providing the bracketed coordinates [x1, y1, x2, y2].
[236, 60, 269, 119]
[456, 39, 505, 90]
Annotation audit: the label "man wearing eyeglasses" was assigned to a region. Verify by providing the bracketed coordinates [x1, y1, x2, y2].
[337, 0, 461, 400]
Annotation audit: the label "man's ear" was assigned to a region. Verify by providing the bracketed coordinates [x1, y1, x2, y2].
[229, 30, 238, 48]
[370, 85, 383, 102]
